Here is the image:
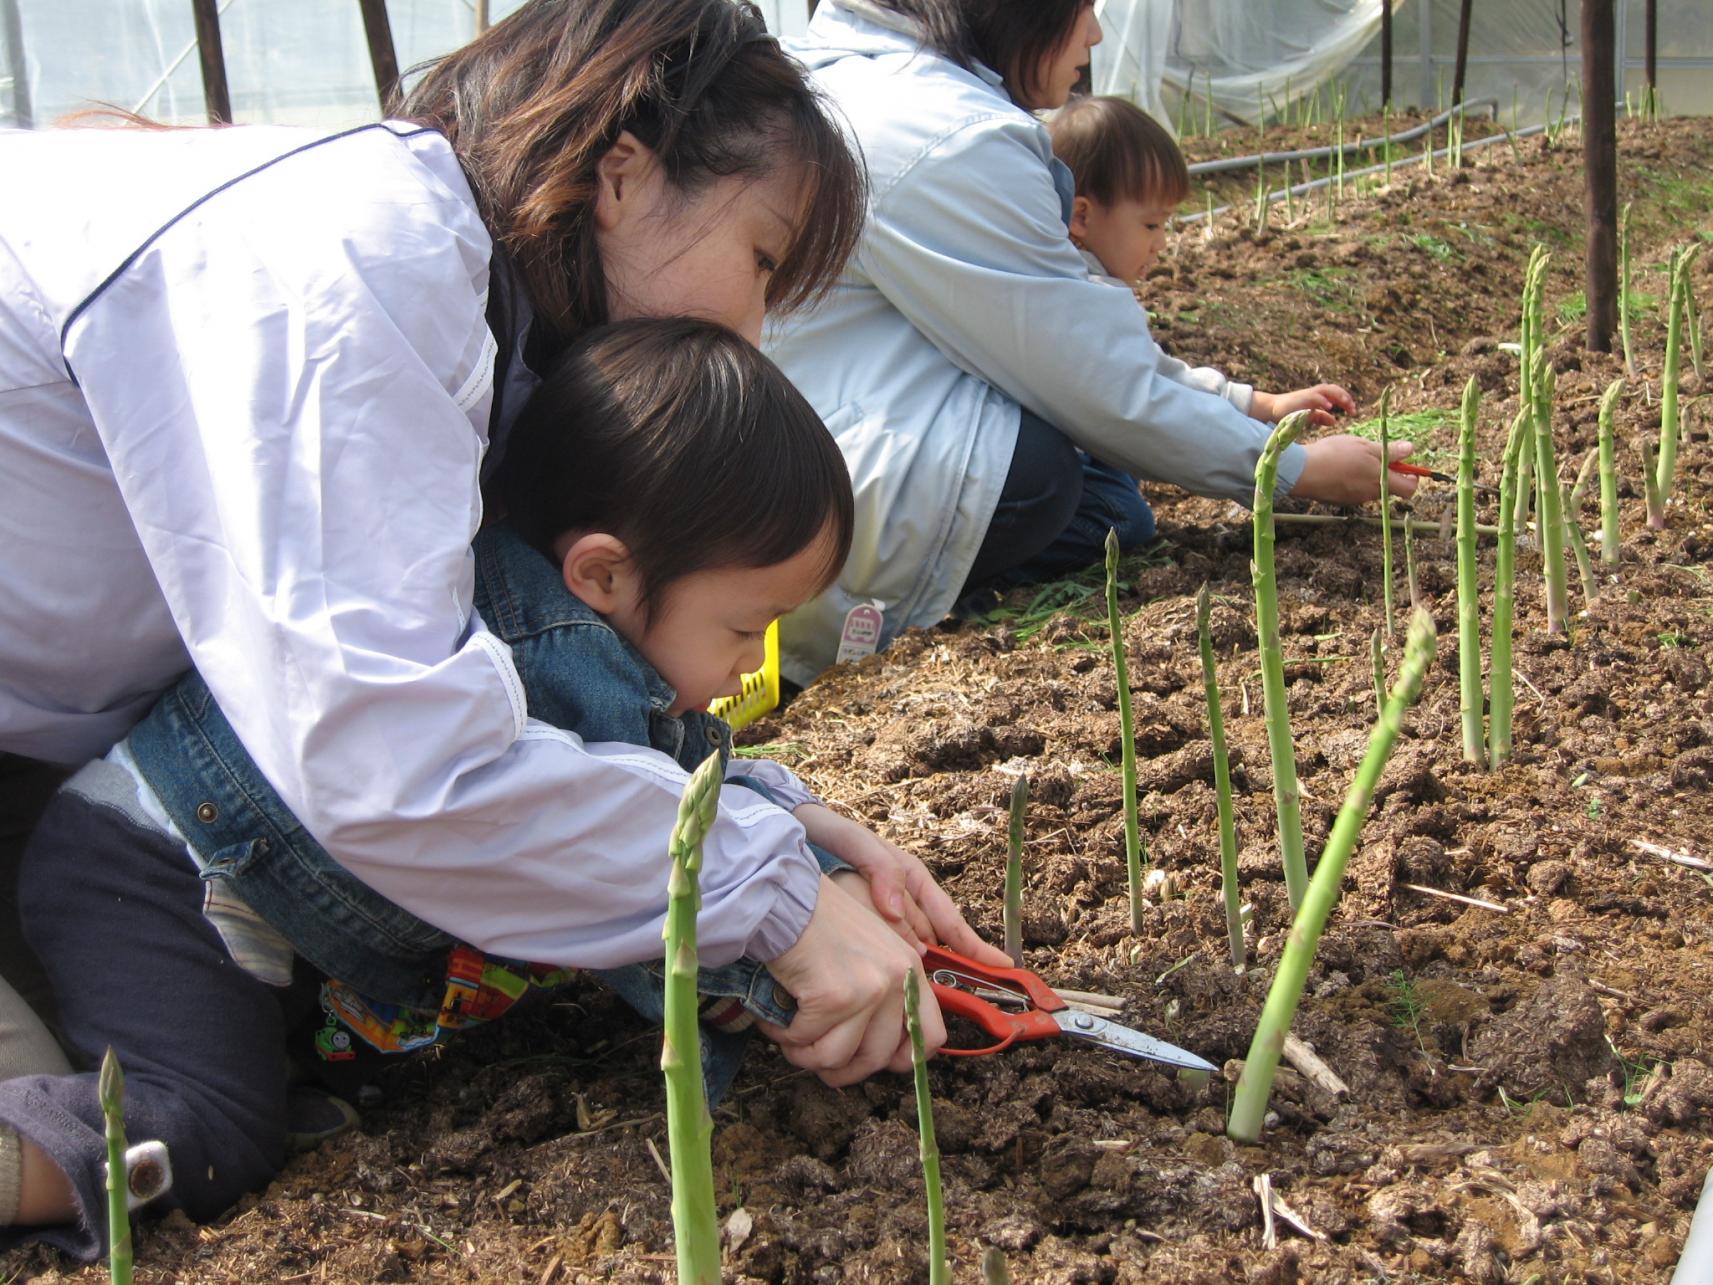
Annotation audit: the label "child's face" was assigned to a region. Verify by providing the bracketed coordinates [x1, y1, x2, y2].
[1074, 196, 1176, 285]
[606, 525, 839, 716]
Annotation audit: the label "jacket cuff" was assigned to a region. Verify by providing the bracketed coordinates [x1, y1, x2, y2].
[724, 758, 820, 810]
[1226, 381, 1255, 416]
[1273, 440, 1309, 499]
[746, 849, 821, 963]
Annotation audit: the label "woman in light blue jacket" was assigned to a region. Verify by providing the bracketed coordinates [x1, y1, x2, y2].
[766, 0, 1416, 682]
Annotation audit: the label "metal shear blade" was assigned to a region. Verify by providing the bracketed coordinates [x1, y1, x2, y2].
[1052, 1009, 1218, 1073]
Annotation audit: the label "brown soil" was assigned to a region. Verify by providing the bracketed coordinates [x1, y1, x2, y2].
[9, 117, 1713, 1285]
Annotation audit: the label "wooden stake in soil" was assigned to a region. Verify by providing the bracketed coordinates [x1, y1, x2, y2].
[1003, 774, 1027, 968]
[1105, 529, 1147, 934]
[1197, 585, 1245, 970]
[1252, 414, 1310, 912]
[1227, 610, 1436, 1145]
[662, 753, 723, 1285]
[1581, 0, 1619, 353]
[1456, 377, 1485, 766]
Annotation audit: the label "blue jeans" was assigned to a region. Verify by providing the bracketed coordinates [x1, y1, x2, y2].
[964, 411, 1156, 594]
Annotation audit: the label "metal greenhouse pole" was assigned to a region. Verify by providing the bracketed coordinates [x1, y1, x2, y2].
[1380, 0, 1393, 106]
[2, 0, 31, 128]
[358, 0, 401, 114]
[1583, 0, 1619, 352]
[1452, 0, 1473, 105]
[189, 0, 232, 123]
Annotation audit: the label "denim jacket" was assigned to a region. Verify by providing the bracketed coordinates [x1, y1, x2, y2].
[126, 524, 796, 1014]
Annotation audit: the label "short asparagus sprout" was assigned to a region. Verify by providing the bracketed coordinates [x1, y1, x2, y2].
[100, 1047, 133, 1285]
[1378, 387, 1395, 637]
[1619, 202, 1636, 375]
[1456, 377, 1485, 766]
[1523, 248, 1569, 635]
[1562, 479, 1599, 609]
[982, 1247, 1012, 1284]
[905, 969, 949, 1285]
[1004, 774, 1028, 967]
[1227, 609, 1437, 1144]
[1404, 512, 1420, 610]
[1489, 409, 1531, 766]
[1253, 413, 1311, 912]
[1598, 379, 1623, 564]
[1654, 244, 1704, 527]
[1371, 628, 1384, 713]
[1197, 585, 1244, 971]
[662, 752, 724, 1285]
[1105, 528, 1146, 934]
[1639, 431, 1665, 533]
[1254, 159, 1268, 235]
[1382, 103, 1393, 185]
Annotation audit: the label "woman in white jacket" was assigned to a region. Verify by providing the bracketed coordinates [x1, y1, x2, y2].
[766, 0, 1418, 682]
[0, 0, 989, 1134]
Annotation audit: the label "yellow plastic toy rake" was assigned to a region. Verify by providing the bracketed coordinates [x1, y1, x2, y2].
[706, 620, 780, 732]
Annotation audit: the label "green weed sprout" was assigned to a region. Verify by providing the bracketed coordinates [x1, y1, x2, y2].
[1598, 379, 1623, 563]
[1105, 529, 1146, 933]
[1004, 774, 1027, 967]
[1619, 202, 1635, 374]
[1378, 387, 1395, 637]
[1197, 585, 1244, 970]
[663, 753, 723, 1285]
[1227, 609, 1436, 1144]
[1456, 377, 1485, 766]
[1253, 414, 1310, 912]
[100, 1047, 133, 1285]
[905, 969, 949, 1285]
[1654, 245, 1703, 527]
[1489, 409, 1531, 766]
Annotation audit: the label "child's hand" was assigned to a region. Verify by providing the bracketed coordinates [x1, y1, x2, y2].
[1253, 383, 1356, 426]
[793, 803, 1012, 968]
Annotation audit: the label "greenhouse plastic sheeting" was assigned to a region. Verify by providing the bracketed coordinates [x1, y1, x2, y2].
[1095, 0, 1713, 132]
[0, 0, 811, 130]
[4, 1, 1706, 133]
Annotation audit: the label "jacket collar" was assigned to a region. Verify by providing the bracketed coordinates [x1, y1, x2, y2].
[811, 0, 1006, 92]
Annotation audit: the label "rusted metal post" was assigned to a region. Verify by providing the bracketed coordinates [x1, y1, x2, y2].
[190, 0, 232, 124]
[1582, 0, 1618, 352]
[1451, 0, 1473, 105]
[357, 0, 400, 115]
[1644, 0, 1657, 98]
[1380, 0, 1393, 107]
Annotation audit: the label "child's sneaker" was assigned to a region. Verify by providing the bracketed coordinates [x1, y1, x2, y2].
[284, 1085, 359, 1154]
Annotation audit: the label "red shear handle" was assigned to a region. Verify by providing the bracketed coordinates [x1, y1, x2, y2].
[1388, 461, 1435, 478]
[922, 946, 1066, 1057]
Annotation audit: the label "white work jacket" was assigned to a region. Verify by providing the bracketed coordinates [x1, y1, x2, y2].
[765, 0, 1305, 683]
[0, 121, 819, 969]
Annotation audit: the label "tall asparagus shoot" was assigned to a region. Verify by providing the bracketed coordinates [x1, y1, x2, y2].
[1197, 585, 1244, 970]
[1654, 245, 1703, 526]
[1382, 103, 1393, 185]
[1455, 377, 1485, 766]
[1371, 628, 1385, 713]
[1404, 513, 1420, 610]
[1378, 387, 1395, 637]
[1227, 610, 1437, 1144]
[1530, 351, 1569, 634]
[1598, 379, 1624, 564]
[1489, 410, 1531, 766]
[905, 969, 949, 1285]
[662, 752, 723, 1285]
[1254, 413, 1310, 912]
[1004, 774, 1027, 968]
[1105, 529, 1146, 933]
[1619, 202, 1636, 374]
[100, 1047, 133, 1285]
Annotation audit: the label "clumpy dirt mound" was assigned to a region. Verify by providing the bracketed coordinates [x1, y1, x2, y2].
[8, 119, 1713, 1285]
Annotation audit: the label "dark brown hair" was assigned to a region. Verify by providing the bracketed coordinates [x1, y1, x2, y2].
[401, 0, 866, 344]
[869, 0, 1091, 105]
[1048, 95, 1190, 207]
[497, 318, 854, 617]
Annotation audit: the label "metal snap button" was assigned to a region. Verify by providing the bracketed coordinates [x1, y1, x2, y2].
[195, 802, 218, 823]
[254, 837, 271, 856]
[706, 726, 722, 744]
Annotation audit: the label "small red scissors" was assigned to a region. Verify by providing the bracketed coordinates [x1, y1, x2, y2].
[1389, 460, 1498, 493]
[923, 946, 1216, 1072]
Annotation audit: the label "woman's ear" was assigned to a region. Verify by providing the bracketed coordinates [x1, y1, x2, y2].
[593, 130, 662, 233]
[1069, 194, 1092, 244]
[559, 532, 640, 614]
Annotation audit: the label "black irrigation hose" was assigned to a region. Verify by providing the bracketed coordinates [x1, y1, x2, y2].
[1186, 98, 1500, 176]
[1180, 100, 1622, 224]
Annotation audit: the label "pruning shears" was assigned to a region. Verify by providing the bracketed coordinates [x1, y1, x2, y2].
[1389, 460, 1499, 493]
[923, 946, 1217, 1072]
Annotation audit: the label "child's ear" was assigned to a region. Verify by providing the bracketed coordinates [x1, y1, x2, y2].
[1069, 194, 1092, 243]
[559, 532, 640, 614]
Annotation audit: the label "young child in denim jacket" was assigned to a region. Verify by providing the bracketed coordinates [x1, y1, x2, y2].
[0, 318, 998, 1260]
[1047, 94, 1358, 427]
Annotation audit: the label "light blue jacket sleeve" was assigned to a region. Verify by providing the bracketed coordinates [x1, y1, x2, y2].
[859, 115, 1305, 504]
